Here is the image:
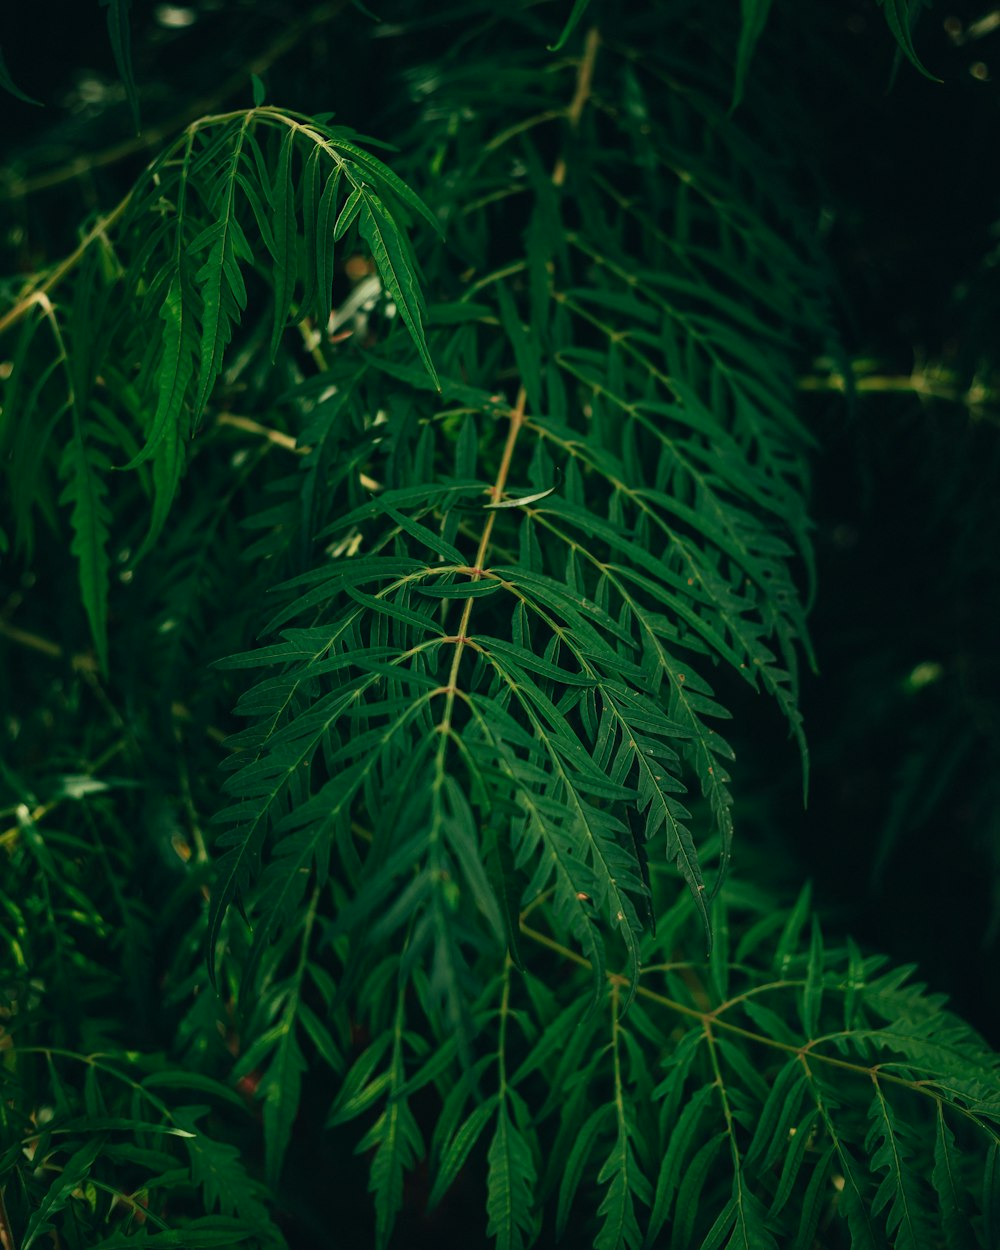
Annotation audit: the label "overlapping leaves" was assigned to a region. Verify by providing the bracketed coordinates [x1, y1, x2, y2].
[0, 1045, 283, 1246]
[328, 876, 1000, 1250]
[213, 12, 821, 982]
[1, 105, 439, 665]
[202, 13, 841, 1223]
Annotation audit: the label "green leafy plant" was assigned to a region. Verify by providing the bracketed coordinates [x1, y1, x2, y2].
[1, 2, 997, 1248]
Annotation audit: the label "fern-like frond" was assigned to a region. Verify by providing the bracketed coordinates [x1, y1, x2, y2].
[487, 1098, 537, 1250]
[1, 106, 440, 666]
[516, 873, 1000, 1248]
[211, 12, 827, 1036]
[593, 987, 652, 1250]
[866, 1083, 937, 1250]
[59, 421, 112, 673]
[0, 1048, 284, 1248]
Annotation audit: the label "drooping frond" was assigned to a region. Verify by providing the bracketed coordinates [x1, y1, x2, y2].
[210, 5, 826, 1018]
[1, 106, 439, 658]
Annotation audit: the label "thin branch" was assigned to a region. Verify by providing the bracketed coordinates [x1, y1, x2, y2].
[214, 412, 380, 489]
[438, 386, 527, 736]
[567, 27, 601, 128]
[516, 918, 975, 1106]
[0, 200, 132, 337]
[0, 618, 65, 659]
[215, 413, 303, 454]
[0, 615, 100, 673]
[170, 702, 228, 745]
[552, 27, 600, 187]
[437, 30, 600, 729]
[799, 365, 1000, 419]
[0, 621, 227, 749]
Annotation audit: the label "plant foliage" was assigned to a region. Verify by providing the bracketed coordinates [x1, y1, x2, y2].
[1, 1, 997, 1248]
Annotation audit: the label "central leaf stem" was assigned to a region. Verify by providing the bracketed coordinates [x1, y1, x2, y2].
[437, 30, 600, 731]
[438, 385, 527, 732]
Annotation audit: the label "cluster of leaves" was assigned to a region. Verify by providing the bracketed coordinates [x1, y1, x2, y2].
[370, 877, 1000, 1250]
[1, 1, 998, 1247]
[0, 99, 438, 671]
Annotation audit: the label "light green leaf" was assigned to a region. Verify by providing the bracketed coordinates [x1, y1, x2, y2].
[791, 1148, 834, 1250]
[358, 191, 439, 388]
[178, 1108, 280, 1236]
[932, 1104, 977, 1250]
[314, 166, 343, 322]
[101, 0, 140, 130]
[334, 184, 363, 242]
[22, 1138, 103, 1250]
[548, 0, 593, 52]
[327, 134, 444, 237]
[485, 485, 558, 510]
[877, 0, 941, 81]
[672, 1131, 728, 1249]
[487, 1102, 537, 1250]
[595, 1116, 650, 1250]
[555, 1104, 608, 1238]
[428, 1096, 498, 1209]
[733, 0, 774, 108]
[359, 1064, 423, 1250]
[866, 1085, 935, 1250]
[0, 45, 42, 105]
[269, 129, 297, 359]
[126, 271, 194, 471]
[59, 425, 111, 673]
[260, 1023, 307, 1190]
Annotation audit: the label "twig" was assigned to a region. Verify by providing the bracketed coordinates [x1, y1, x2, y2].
[0, 617, 226, 711]
[214, 412, 381, 489]
[516, 919, 963, 1102]
[438, 386, 527, 733]
[0, 616, 96, 669]
[567, 27, 601, 128]
[799, 366, 1000, 419]
[552, 27, 600, 187]
[297, 315, 332, 372]
[0, 618, 64, 659]
[170, 702, 228, 745]
[438, 29, 599, 725]
[0, 203, 132, 338]
[216, 413, 303, 454]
